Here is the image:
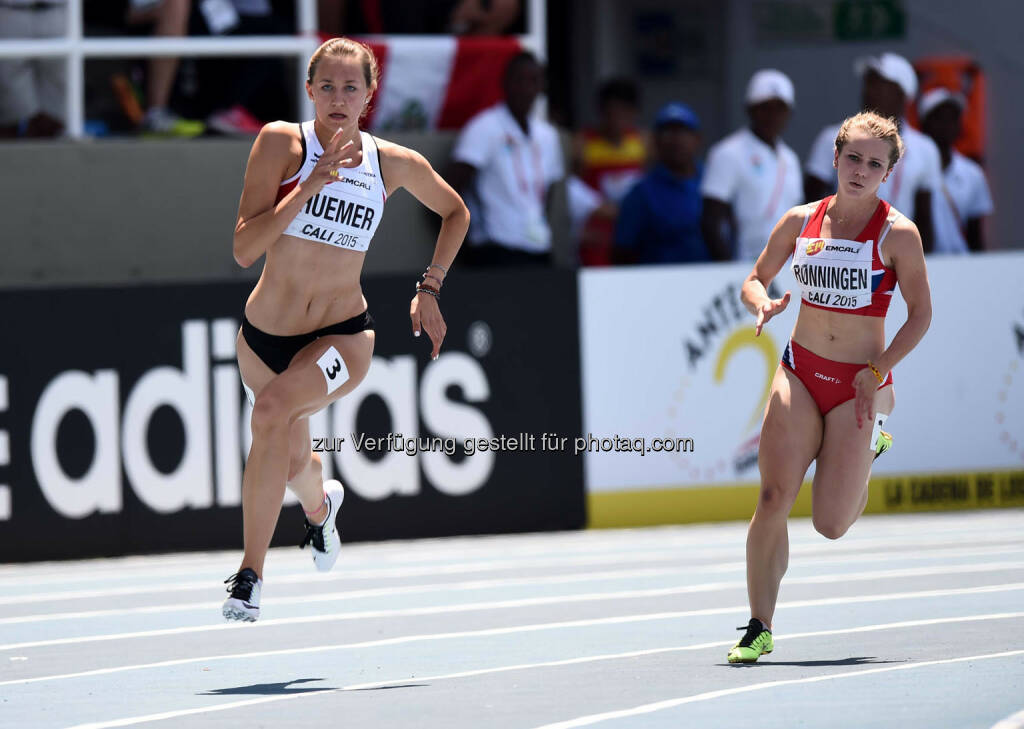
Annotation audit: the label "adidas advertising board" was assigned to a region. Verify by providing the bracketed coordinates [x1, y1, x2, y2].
[0, 271, 583, 561]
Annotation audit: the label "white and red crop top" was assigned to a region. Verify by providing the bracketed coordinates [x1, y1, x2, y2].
[791, 196, 899, 317]
[276, 121, 387, 253]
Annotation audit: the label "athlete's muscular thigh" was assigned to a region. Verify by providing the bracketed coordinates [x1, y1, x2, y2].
[284, 330, 375, 419]
[237, 329, 373, 411]
[236, 328, 373, 468]
[280, 331, 373, 481]
[812, 385, 895, 535]
[757, 367, 823, 512]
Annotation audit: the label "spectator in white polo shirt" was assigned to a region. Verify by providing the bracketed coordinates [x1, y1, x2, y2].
[447, 51, 565, 266]
[701, 69, 803, 261]
[918, 87, 994, 253]
[805, 52, 941, 251]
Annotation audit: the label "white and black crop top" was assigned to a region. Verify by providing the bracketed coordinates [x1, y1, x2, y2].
[275, 121, 387, 253]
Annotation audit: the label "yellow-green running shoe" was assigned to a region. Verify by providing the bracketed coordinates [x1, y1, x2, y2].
[727, 618, 773, 663]
[874, 430, 893, 461]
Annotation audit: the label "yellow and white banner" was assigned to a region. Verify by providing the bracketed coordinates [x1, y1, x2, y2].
[579, 253, 1024, 526]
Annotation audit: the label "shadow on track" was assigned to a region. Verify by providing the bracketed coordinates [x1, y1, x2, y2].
[721, 656, 908, 668]
[199, 678, 335, 695]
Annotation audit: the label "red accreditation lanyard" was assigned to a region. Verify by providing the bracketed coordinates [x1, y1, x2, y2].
[506, 132, 545, 204]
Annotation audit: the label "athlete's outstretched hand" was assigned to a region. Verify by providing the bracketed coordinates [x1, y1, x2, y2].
[852, 367, 879, 429]
[410, 292, 447, 360]
[754, 291, 791, 336]
[309, 128, 355, 192]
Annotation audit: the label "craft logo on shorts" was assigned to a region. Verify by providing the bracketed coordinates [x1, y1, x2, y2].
[806, 239, 826, 256]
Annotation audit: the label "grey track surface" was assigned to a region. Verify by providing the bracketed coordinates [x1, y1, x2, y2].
[1, 509, 1023, 729]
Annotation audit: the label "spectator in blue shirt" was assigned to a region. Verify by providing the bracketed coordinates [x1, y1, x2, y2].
[613, 102, 715, 264]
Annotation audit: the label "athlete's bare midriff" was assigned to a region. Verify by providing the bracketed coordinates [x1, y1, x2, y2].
[244, 232, 368, 335]
[791, 304, 886, 364]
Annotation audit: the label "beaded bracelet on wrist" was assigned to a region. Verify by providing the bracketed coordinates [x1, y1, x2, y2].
[415, 283, 441, 299]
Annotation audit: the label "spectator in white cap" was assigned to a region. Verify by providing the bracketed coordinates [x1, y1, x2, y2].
[701, 69, 804, 261]
[805, 52, 942, 250]
[918, 88, 993, 253]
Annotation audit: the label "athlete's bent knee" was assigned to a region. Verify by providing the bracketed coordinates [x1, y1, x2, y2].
[251, 388, 292, 439]
[813, 515, 851, 540]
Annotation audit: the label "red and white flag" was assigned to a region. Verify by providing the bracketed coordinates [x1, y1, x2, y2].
[319, 35, 523, 131]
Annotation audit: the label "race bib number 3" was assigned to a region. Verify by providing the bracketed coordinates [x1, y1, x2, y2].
[316, 346, 349, 395]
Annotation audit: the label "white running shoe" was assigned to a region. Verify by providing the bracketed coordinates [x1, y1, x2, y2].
[300, 480, 344, 572]
[222, 567, 262, 622]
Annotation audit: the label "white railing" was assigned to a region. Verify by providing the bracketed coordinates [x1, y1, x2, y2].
[0, 0, 547, 139]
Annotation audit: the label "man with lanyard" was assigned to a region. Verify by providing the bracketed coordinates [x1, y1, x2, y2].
[701, 69, 804, 261]
[805, 52, 942, 251]
[447, 51, 565, 266]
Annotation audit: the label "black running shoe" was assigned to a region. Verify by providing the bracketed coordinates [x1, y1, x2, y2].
[222, 567, 261, 622]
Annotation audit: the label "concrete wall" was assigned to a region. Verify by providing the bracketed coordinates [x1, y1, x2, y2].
[0, 132, 572, 288]
[570, 0, 1020, 251]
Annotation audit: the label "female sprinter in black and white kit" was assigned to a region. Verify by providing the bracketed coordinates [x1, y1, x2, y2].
[222, 38, 469, 621]
[727, 111, 931, 660]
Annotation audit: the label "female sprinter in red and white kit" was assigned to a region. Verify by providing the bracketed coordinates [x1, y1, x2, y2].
[728, 111, 931, 661]
[222, 38, 468, 621]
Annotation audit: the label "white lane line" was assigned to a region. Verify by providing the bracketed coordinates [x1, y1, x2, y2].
[56, 619, 1024, 729]
[2, 522, 1020, 587]
[4, 566, 706, 625]
[5, 539, 1021, 601]
[0, 547, 748, 602]
[2, 581, 1022, 654]
[0, 542, 718, 589]
[4, 531, 1021, 602]
[4, 609, 1022, 689]
[0, 548, 733, 603]
[1, 511, 1019, 580]
[991, 708, 1024, 729]
[2, 556, 1022, 626]
[532, 649, 1024, 729]
[0, 530, 753, 585]
[0, 566, 690, 625]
